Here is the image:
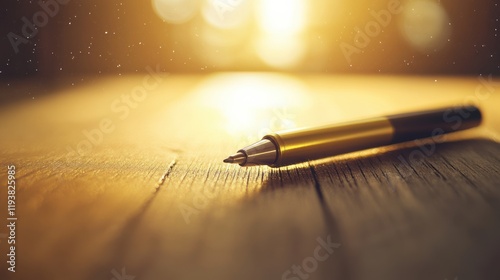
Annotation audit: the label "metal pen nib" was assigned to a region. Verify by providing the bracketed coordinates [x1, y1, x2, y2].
[223, 139, 278, 167]
[223, 152, 247, 165]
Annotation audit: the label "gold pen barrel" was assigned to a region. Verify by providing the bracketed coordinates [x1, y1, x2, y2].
[264, 117, 394, 167]
[264, 105, 482, 167]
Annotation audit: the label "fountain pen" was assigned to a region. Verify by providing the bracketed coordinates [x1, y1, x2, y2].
[223, 105, 482, 167]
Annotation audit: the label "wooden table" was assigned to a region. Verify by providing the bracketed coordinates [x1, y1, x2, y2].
[1, 73, 499, 280]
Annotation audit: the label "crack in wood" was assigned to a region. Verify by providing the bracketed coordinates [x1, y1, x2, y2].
[154, 158, 178, 193]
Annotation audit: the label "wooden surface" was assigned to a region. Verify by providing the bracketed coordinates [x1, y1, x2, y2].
[0, 73, 499, 280]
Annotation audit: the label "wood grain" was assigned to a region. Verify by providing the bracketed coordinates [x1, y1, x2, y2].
[0, 74, 499, 280]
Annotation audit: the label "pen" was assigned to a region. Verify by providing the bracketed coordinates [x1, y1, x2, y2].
[223, 105, 482, 167]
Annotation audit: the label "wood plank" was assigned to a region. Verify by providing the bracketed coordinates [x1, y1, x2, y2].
[0, 74, 499, 280]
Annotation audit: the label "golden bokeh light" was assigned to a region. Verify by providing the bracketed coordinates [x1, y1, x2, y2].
[201, 0, 251, 29]
[152, 0, 198, 24]
[255, 0, 308, 69]
[151, 0, 312, 70]
[399, 0, 452, 53]
[256, 0, 307, 35]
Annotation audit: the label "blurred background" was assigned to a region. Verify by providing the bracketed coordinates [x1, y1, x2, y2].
[1, 0, 498, 82]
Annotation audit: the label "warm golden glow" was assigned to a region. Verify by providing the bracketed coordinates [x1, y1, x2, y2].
[255, 0, 308, 68]
[195, 74, 309, 137]
[256, 0, 307, 35]
[255, 34, 306, 69]
[151, 0, 312, 69]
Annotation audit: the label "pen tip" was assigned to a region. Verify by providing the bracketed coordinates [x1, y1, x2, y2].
[223, 152, 247, 165]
